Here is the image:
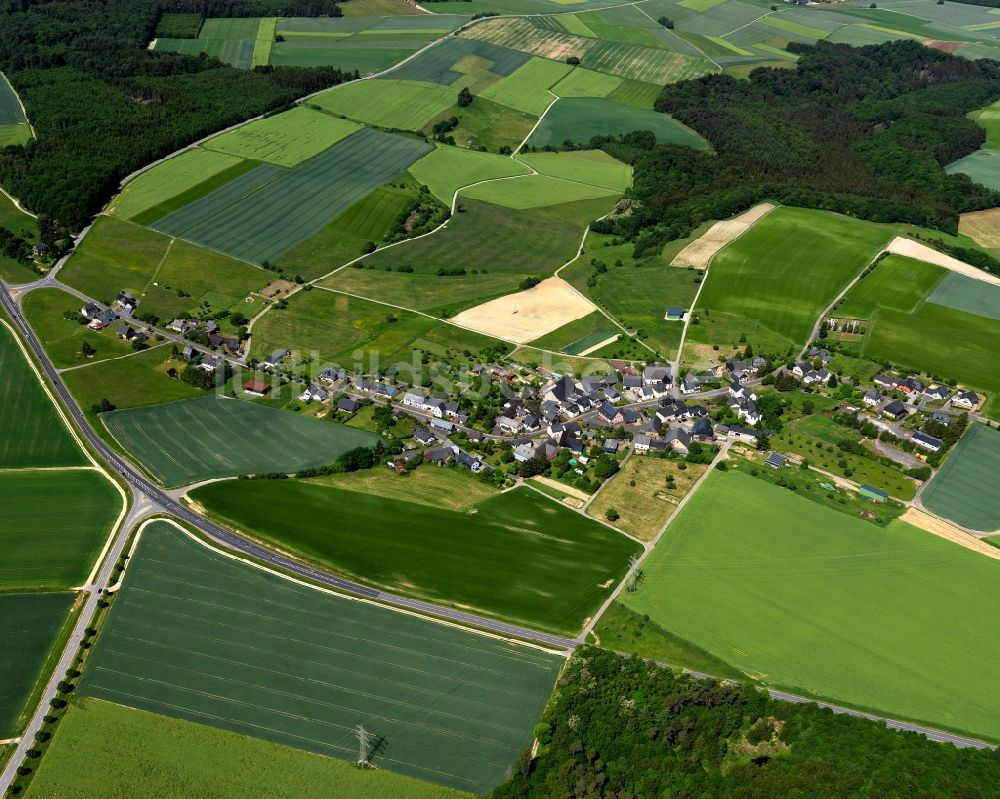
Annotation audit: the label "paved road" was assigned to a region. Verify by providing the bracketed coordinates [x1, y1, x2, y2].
[0, 281, 577, 651]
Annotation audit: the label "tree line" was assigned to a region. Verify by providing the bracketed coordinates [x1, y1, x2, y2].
[0, 0, 350, 232]
[593, 40, 1000, 256]
[491, 647, 1000, 798]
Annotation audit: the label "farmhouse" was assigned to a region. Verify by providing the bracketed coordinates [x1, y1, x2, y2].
[952, 391, 979, 411]
[413, 427, 436, 445]
[81, 302, 117, 329]
[924, 385, 950, 402]
[881, 399, 908, 421]
[873, 374, 898, 390]
[114, 291, 138, 316]
[243, 380, 270, 397]
[728, 426, 759, 445]
[336, 397, 360, 414]
[912, 430, 943, 452]
[663, 427, 691, 455]
[264, 348, 290, 369]
[681, 375, 699, 395]
[863, 389, 882, 407]
[424, 446, 453, 465]
[598, 402, 624, 426]
[859, 483, 888, 504]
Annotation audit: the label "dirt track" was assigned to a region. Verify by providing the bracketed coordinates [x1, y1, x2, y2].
[901, 508, 1000, 561]
[670, 203, 775, 268]
[450, 276, 596, 343]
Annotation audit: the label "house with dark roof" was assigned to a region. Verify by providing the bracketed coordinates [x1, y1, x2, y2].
[413, 427, 436, 445]
[243, 380, 270, 396]
[264, 348, 289, 368]
[664, 307, 685, 321]
[598, 402, 624, 425]
[924, 385, 949, 402]
[424, 447, 453, 465]
[912, 430, 943, 452]
[766, 452, 786, 469]
[881, 399, 908, 421]
[337, 397, 361, 414]
[863, 389, 882, 407]
[952, 390, 979, 411]
[642, 365, 672, 385]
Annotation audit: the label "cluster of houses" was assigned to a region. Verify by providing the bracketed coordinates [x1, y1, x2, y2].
[168, 317, 241, 356]
[80, 291, 138, 330]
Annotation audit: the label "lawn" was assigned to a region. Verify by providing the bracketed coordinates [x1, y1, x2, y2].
[0, 470, 121, 590]
[0, 322, 86, 468]
[621, 468, 1000, 742]
[518, 150, 632, 192]
[0, 72, 26, 125]
[190, 482, 641, 635]
[527, 96, 707, 149]
[276, 179, 422, 280]
[0, 592, 74, 737]
[58, 216, 269, 322]
[607, 78, 663, 109]
[156, 17, 261, 68]
[152, 128, 432, 265]
[922, 423, 1000, 532]
[409, 145, 530, 204]
[103, 395, 382, 487]
[79, 521, 562, 793]
[312, 79, 461, 130]
[927, 270, 1000, 321]
[386, 36, 530, 85]
[696, 206, 890, 346]
[462, 174, 619, 209]
[22, 288, 137, 369]
[863, 301, 1000, 401]
[834, 254, 944, 320]
[479, 57, 572, 115]
[201, 106, 361, 166]
[25, 698, 471, 799]
[110, 148, 247, 222]
[552, 66, 622, 97]
[587, 454, 709, 541]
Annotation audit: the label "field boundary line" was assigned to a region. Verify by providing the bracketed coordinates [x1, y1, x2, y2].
[0, 317, 129, 588]
[514, 91, 559, 154]
[576, 332, 619, 356]
[154, 515, 570, 656]
[721, 9, 775, 39]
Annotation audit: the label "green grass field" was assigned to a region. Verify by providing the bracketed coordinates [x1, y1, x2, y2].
[110, 148, 247, 222]
[0, 470, 120, 590]
[463, 174, 619, 209]
[519, 150, 632, 192]
[313, 80, 461, 130]
[622, 469, 1000, 742]
[201, 106, 360, 166]
[606, 78, 662, 109]
[927, 271, 1000, 321]
[103, 395, 382, 486]
[863, 300, 1000, 402]
[480, 57, 572, 115]
[157, 18, 261, 69]
[409, 146, 530, 203]
[0, 322, 85, 468]
[153, 128, 432, 265]
[834, 254, 944, 320]
[26, 698, 471, 799]
[0, 592, 74, 736]
[250, 287, 503, 371]
[387, 36, 530, 85]
[426, 96, 536, 153]
[191, 482, 640, 635]
[275, 179, 422, 279]
[61, 346, 204, 421]
[80, 521, 562, 793]
[552, 66, 622, 97]
[527, 96, 706, 149]
[22, 288, 136, 369]
[922, 423, 1000, 532]
[59, 216, 269, 322]
[696, 207, 889, 346]
[0, 192, 38, 282]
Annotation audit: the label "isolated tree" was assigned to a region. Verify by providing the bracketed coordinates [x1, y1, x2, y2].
[606, 508, 620, 522]
[79, 339, 95, 357]
[457, 86, 474, 107]
[566, 56, 580, 65]
[657, 16, 674, 28]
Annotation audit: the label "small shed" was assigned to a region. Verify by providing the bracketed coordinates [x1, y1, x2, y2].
[859, 483, 888, 504]
[765, 452, 786, 469]
[664, 307, 686, 321]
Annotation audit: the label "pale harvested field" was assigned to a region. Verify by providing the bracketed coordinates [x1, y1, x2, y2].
[308, 464, 497, 511]
[463, 18, 594, 62]
[884, 237, 1000, 287]
[670, 203, 775, 268]
[958, 208, 1000, 249]
[902, 507, 1000, 560]
[577, 333, 619, 356]
[531, 475, 590, 501]
[450, 277, 597, 343]
[587, 454, 707, 542]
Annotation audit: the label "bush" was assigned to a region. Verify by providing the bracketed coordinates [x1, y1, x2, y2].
[606, 508, 620, 521]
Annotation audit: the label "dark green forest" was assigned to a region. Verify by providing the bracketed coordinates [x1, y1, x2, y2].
[491, 648, 1000, 799]
[594, 40, 1000, 255]
[0, 0, 349, 232]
